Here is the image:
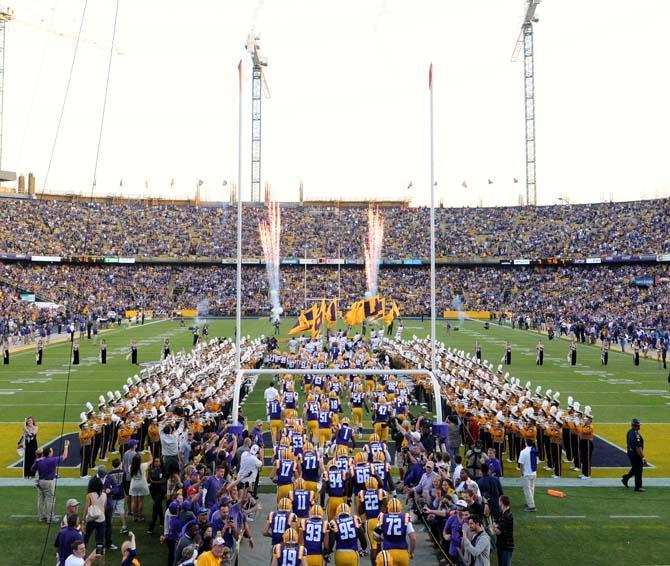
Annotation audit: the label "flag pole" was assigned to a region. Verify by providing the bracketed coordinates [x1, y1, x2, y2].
[429, 63, 436, 378]
[233, 59, 243, 424]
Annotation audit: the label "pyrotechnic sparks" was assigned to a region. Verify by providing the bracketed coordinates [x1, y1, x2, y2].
[258, 201, 283, 322]
[364, 205, 384, 296]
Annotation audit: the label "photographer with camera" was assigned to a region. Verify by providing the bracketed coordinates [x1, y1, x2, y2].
[446, 415, 461, 472]
[398, 445, 424, 502]
[465, 441, 486, 479]
[416, 416, 436, 455]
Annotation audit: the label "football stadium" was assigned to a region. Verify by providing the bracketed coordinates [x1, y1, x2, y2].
[1, 2, 670, 565]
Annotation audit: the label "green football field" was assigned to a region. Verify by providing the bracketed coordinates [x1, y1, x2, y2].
[1, 317, 669, 565]
[1, 317, 669, 475]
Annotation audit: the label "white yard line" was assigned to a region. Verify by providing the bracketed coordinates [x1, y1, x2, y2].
[609, 515, 660, 519]
[535, 515, 586, 519]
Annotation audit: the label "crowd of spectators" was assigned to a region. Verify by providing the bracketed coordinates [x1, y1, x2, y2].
[44, 336, 264, 565]
[1, 197, 668, 259]
[1, 263, 669, 346]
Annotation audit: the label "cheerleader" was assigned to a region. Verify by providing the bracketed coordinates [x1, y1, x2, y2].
[633, 340, 640, 366]
[569, 339, 577, 366]
[20, 416, 39, 478]
[475, 341, 482, 362]
[503, 341, 512, 365]
[72, 341, 80, 365]
[36, 339, 44, 365]
[130, 339, 138, 365]
[536, 340, 544, 366]
[162, 338, 171, 360]
[99, 339, 107, 365]
[3, 340, 9, 365]
[601, 339, 609, 366]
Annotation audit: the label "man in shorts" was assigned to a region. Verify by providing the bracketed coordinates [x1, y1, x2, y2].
[108, 458, 129, 534]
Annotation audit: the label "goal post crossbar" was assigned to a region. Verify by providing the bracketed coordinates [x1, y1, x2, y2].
[232, 368, 443, 424]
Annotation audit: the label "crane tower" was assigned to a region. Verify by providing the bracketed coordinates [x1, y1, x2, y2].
[511, 0, 541, 206]
[245, 33, 270, 202]
[0, 5, 15, 181]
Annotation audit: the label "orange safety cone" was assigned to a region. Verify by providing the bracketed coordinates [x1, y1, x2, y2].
[547, 489, 565, 497]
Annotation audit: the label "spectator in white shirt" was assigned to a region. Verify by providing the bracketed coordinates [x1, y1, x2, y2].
[518, 439, 537, 512]
[238, 444, 263, 487]
[263, 382, 279, 404]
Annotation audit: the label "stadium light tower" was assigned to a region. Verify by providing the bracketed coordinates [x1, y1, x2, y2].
[0, 5, 15, 182]
[245, 33, 270, 202]
[511, 0, 541, 206]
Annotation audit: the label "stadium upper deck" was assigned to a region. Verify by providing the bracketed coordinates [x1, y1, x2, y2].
[0, 196, 667, 260]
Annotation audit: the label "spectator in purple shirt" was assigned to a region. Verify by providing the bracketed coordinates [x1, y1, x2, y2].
[484, 447, 503, 478]
[249, 421, 264, 448]
[54, 513, 83, 565]
[202, 466, 227, 508]
[32, 440, 70, 523]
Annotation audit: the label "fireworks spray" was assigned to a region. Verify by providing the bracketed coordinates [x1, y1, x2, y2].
[258, 201, 283, 322]
[364, 206, 384, 297]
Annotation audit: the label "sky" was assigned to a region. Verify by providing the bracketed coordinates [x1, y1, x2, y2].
[4, 0, 670, 207]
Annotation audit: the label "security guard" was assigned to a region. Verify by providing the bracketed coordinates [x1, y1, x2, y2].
[622, 418, 646, 492]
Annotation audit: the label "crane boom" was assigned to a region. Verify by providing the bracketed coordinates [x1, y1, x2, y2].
[15, 18, 124, 55]
[510, 0, 541, 62]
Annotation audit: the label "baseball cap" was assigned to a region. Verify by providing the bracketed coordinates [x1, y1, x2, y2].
[425, 460, 435, 469]
[198, 508, 210, 516]
[66, 498, 80, 507]
[631, 418, 641, 426]
[128, 439, 139, 447]
[212, 537, 225, 546]
[456, 499, 467, 509]
[250, 445, 260, 455]
[97, 465, 106, 475]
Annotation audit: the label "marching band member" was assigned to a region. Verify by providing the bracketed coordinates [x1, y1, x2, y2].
[78, 412, 95, 477]
[535, 340, 544, 366]
[578, 406, 595, 479]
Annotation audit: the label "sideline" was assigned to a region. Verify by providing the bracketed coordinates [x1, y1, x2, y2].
[467, 318, 666, 363]
[3, 318, 174, 358]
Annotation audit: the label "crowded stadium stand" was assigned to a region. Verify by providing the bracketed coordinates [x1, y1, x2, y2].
[0, 195, 668, 349]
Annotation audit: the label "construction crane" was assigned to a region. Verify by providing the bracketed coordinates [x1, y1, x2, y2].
[0, 5, 14, 180]
[511, 0, 541, 207]
[245, 32, 270, 202]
